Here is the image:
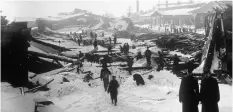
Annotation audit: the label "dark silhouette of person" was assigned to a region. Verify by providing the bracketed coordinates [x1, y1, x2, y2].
[93, 39, 98, 48]
[79, 51, 84, 63]
[136, 51, 143, 60]
[108, 44, 112, 55]
[114, 36, 117, 44]
[173, 54, 180, 70]
[90, 31, 93, 38]
[123, 43, 127, 55]
[200, 71, 220, 112]
[78, 39, 81, 46]
[108, 76, 119, 106]
[109, 37, 112, 44]
[126, 56, 134, 75]
[102, 32, 104, 37]
[100, 67, 111, 92]
[144, 47, 152, 66]
[79, 34, 82, 42]
[119, 45, 123, 53]
[179, 71, 199, 112]
[133, 74, 145, 86]
[126, 43, 129, 55]
[157, 51, 165, 71]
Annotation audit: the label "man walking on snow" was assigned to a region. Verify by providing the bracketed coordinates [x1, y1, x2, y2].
[108, 76, 119, 106]
[100, 65, 111, 92]
[144, 47, 152, 66]
[93, 39, 98, 48]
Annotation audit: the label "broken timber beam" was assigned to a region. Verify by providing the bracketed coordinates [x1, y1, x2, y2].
[28, 50, 77, 63]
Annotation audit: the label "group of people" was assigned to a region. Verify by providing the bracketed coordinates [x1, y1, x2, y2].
[109, 36, 117, 44]
[70, 32, 83, 46]
[119, 43, 130, 55]
[179, 70, 220, 112]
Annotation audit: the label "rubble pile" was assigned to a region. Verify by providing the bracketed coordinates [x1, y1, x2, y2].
[152, 33, 206, 54]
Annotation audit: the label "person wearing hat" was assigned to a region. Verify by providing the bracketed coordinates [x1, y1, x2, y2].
[144, 47, 152, 66]
[126, 56, 134, 75]
[108, 76, 119, 106]
[157, 51, 165, 71]
[200, 70, 220, 112]
[179, 70, 199, 112]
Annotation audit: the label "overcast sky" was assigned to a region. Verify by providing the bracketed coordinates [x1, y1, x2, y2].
[0, 0, 215, 20]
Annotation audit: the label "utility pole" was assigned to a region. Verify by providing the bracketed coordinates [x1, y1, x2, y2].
[128, 6, 132, 17]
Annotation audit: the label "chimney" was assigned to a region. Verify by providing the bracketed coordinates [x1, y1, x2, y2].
[136, 0, 139, 13]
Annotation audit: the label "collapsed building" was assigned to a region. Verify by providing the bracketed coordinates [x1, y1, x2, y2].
[193, 2, 232, 76]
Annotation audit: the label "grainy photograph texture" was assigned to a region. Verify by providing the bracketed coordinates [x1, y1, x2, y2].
[0, 0, 232, 112]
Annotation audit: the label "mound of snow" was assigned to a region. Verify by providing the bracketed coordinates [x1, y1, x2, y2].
[148, 71, 180, 87]
[45, 83, 83, 98]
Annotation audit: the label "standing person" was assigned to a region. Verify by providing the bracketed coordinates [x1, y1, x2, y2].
[109, 37, 112, 44]
[136, 50, 143, 60]
[123, 43, 127, 55]
[108, 44, 112, 55]
[102, 32, 104, 37]
[126, 56, 133, 75]
[126, 43, 129, 55]
[100, 66, 111, 92]
[114, 35, 117, 44]
[144, 47, 152, 66]
[77, 39, 81, 46]
[173, 54, 180, 69]
[93, 39, 98, 48]
[157, 51, 165, 71]
[200, 71, 220, 112]
[119, 45, 123, 53]
[179, 71, 199, 112]
[79, 51, 84, 63]
[108, 76, 119, 106]
[90, 31, 93, 38]
[79, 34, 82, 42]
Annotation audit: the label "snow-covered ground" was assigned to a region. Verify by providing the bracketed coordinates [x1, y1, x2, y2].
[1, 30, 232, 112]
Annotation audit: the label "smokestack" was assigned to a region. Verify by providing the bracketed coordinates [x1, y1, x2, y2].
[136, 0, 139, 13]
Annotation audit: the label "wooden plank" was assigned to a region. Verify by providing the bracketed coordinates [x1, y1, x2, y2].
[120, 66, 152, 70]
[24, 79, 54, 93]
[28, 50, 77, 63]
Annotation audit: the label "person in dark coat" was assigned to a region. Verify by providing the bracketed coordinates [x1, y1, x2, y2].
[144, 47, 152, 66]
[108, 44, 112, 55]
[126, 43, 129, 55]
[100, 67, 112, 92]
[136, 50, 143, 60]
[114, 36, 117, 44]
[93, 39, 98, 48]
[90, 31, 93, 38]
[157, 51, 165, 71]
[109, 37, 112, 44]
[108, 76, 119, 106]
[79, 51, 84, 63]
[200, 71, 220, 112]
[133, 74, 145, 86]
[126, 56, 134, 75]
[173, 54, 180, 70]
[123, 43, 127, 55]
[79, 34, 82, 42]
[77, 39, 81, 46]
[179, 71, 199, 112]
[119, 45, 123, 53]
